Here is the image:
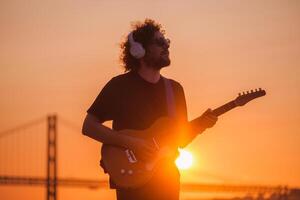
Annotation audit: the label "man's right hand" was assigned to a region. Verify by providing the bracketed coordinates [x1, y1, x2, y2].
[124, 136, 157, 161]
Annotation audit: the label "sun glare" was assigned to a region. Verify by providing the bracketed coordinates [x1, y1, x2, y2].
[175, 149, 193, 170]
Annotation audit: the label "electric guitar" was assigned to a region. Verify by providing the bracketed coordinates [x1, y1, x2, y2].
[101, 88, 266, 188]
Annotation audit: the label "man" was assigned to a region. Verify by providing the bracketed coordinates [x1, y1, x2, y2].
[82, 19, 218, 200]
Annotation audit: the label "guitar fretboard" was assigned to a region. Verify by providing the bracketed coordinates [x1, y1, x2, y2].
[182, 89, 265, 145]
[212, 100, 237, 116]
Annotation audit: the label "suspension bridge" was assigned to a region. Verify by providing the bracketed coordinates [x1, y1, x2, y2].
[0, 114, 297, 200]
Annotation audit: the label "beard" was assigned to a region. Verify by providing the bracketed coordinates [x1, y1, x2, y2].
[144, 54, 171, 70]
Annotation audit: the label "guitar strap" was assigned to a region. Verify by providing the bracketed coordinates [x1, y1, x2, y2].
[162, 76, 176, 118]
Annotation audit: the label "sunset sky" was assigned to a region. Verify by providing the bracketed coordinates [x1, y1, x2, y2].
[0, 0, 299, 199]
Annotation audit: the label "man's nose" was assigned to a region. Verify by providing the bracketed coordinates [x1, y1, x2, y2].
[163, 41, 169, 49]
[165, 43, 169, 49]
[164, 39, 170, 48]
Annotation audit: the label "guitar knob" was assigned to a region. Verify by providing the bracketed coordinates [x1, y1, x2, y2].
[128, 170, 133, 175]
[120, 169, 126, 174]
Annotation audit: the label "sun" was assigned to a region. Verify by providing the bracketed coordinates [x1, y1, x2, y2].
[175, 149, 193, 170]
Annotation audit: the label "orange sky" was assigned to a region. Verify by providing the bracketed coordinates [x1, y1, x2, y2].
[0, 0, 300, 199]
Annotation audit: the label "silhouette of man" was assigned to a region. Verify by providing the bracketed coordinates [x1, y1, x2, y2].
[82, 19, 218, 200]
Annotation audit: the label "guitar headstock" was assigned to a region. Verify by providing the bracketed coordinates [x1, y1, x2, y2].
[234, 88, 266, 106]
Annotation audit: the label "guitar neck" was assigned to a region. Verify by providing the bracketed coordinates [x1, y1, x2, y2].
[212, 100, 237, 117]
[179, 89, 265, 146]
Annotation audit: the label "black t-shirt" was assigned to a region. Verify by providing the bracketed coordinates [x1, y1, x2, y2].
[87, 70, 188, 188]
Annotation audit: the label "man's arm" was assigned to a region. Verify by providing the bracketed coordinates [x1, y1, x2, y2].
[179, 108, 218, 148]
[81, 113, 128, 147]
[82, 113, 156, 159]
[174, 83, 218, 148]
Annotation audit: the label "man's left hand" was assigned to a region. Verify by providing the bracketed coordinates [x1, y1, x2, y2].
[200, 108, 218, 129]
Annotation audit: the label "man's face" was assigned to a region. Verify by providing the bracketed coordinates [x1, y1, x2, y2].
[143, 31, 170, 70]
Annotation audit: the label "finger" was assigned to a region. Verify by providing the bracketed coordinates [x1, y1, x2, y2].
[204, 115, 217, 121]
[203, 116, 217, 126]
[144, 144, 156, 153]
[209, 115, 218, 121]
[136, 149, 152, 161]
[205, 113, 218, 119]
[204, 108, 212, 114]
[142, 150, 155, 160]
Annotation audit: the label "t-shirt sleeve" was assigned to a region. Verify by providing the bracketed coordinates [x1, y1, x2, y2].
[86, 78, 119, 123]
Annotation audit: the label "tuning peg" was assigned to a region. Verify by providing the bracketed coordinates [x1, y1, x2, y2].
[259, 88, 262, 91]
[251, 90, 253, 93]
[243, 92, 245, 95]
[246, 91, 249, 94]
[238, 93, 241, 96]
[255, 89, 258, 92]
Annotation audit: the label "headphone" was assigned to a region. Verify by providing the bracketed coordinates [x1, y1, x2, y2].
[128, 32, 145, 59]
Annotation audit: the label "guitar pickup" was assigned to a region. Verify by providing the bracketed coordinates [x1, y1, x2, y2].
[125, 149, 138, 163]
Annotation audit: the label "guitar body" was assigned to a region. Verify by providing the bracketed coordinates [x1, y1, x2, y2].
[101, 117, 179, 188]
[101, 144, 153, 188]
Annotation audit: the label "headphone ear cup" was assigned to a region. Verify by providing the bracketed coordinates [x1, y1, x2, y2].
[128, 33, 145, 59]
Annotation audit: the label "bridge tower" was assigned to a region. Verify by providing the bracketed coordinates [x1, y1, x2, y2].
[47, 115, 57, 200]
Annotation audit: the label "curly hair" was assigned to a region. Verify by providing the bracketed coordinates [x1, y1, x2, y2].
[119, 19, 165, 72]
